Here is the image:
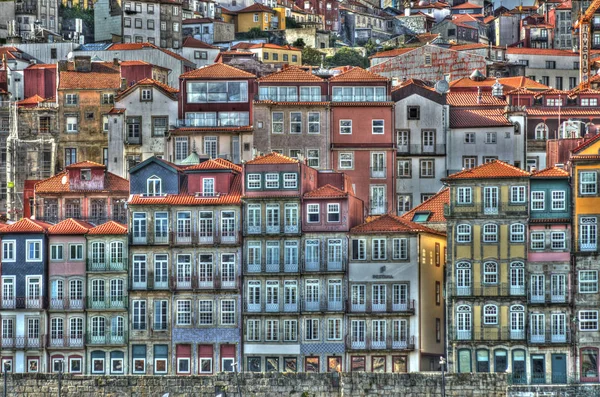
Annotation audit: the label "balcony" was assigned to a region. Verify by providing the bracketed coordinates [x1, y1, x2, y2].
[131, 235, 147, 245]
[303, 300, 321, 311]
[87, 258, 128, 272]
[49, 298, 84, 310]
[529, 329, 570, 344]
[48, 336, 84, 348]
[528, 291, 569, 304]
[444, 202, 528, 218]
[145, 272, 170, 290]
[530, 35, 548, 42]
[303, 260, 346, 273]
[449, 326, 526, 341]
[171, 276, 195, 290]
[176, 118, 251, 128]
[154, 233, 170, 245]
[86, 331, 128, 345]
[348, 299, 415, 314]
[450, 284, 523, 298]
[246, 262, 261, 273]
[266, 224, 280, 234]
[370, 201, 388, 216]
[346, 335, 415, 351]
[397, 144, 446, 155]
[0, 297, 45, 310]
[1, 336, 45, 349]
[370, 167, 387, 179]
[244, 300, 263, 313]
[87, 297, 127, 310]
[284, 224, 300, 234]
[576, 240, 600, 254]
[126, 135, 142, 145]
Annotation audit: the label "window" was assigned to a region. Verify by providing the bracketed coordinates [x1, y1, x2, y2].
[308, 112, 320, 134]
[483, 262, 498, 284]
[511, 186, 526, 203]
[2, 241, 15, 262]
[393, 238, 407, 260]
[307, 149, 320, 168]
[146, 176, 161, 196]
[284, 319, 297, 341]
[420, 160, 434, 178]
[483, 224, 498, 243]
[510, 224, 525, 243]
[186, 81, 248, 103]
[580, 271, 598, 293]
[101, 93, 114, 105]
[283, 173, 297, 188]
[551, 231, 566, 250]
[26, 241, 42, 261]
[290, 112, 301, 133]
[306, 203, 320, 223]
[133, 300, 146, 330]
[327, 318, 342, 340]
[530, 232, 545, 250]
[531, 191, 545, 210]
[152, 117, 168, 137]
[397, 160, 411, 177]
[580, 310, 599, 331]
[372, 239, 386, 260]
[581, 172, 597, 194]
[65, 93, 78, 105]
[327, 204, 340, 222]
[265, 173, 279, 189]
[266, 320, 279, 341]
[352, 239, 366, 260]
[174, 137, 188, 162]
[340, 120, 352, 134]
[457, 187, 472, 204]
[50, 244, 63, 261]
[483, 305, 498, 324]
[332, 86, 386, 102]
[339, 152, 353, 169]
[247, 174, 262, 190]
[465, 132, 475, 143]
[69, 244, 83, 260]
[463, 157, 476, 169]
[457, 224, 471, 242]
[407, 106, 420, 120]
[220, 300, 235, 325]
[372, 120, 384, 134]
[177, 300, 191, 325]
[485, 132, 496, 144]
[305, 319, 319, 341]
[65, 116, 78, 133]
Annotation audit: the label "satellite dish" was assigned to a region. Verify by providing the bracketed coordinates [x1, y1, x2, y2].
[61, 175, 67, 185]
[67, 52, 74, 62]
[434, 79, 449, 94]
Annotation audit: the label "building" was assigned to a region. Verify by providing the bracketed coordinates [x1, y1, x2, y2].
[392, 79, 448, 214]
[294, 0, 340, 31]
[181, 18, 235, 45]
[167, 63, 256, 165]
[33, 161, 130, 224]
[127, 156, 243, 375]
[505, 48, 579, 89]
[85, 221, 129, 375]
[444, 161, 530, 375]
[0, 218, 52, 373]
[108, 78, 179, 178]
[46, 219, 92, 374]
[492, 13, 520, 47]
[179, 37, 221, 68]
[242, 152, 318, 372]
[431, 17, 479, 44]
[338, 5, 394, 46]
[16, 0, 60, 40]
[347, 214, 446, 372]
[329, 67, 395, 216]
[246, 43, 302, 66]
[235, 3, 284, 33]
[122, 0, 183, 48]
[253, 66, 329, 169]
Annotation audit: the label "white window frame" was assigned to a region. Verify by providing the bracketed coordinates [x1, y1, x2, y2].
[2, 241, 15, 262]
[551, 231, 566, 250]
[483, 304, 498, 324]
[457, 187, 472, 204]
[510, 224, 525, 243]
[283, 173, 297, 188]
[457, 224, 471, 242]
[340, 119, 352, 134]
[580, 171, 597, 195]
[551, 190, 566, 210]
[247, 174, 261, 189]
[483, 224, 498, 243]
[580, 270, 598, 293]
[392, 238, 408, 260]
[372, 239, 386, 260]
[530, 232, 545, 250]
[531, 191, 545, 210]
[339, 152, 354, 169]
[199, 357, 212, 374]
[327, 203, 340, 223]
[26, 240, 42, 262]
[265, 173, 279, 189]
[50, 244, 64, 261]
[372, 119, 384, 134]
[579, 310, 599, 331]
[511, 186, 526, 203]
[220, 300, 235, 326]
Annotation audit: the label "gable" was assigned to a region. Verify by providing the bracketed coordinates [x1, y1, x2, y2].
[129, 160, 181, 195]
[573, 134, 600, 156]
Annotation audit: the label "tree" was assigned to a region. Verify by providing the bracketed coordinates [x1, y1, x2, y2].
[247, 27, 265, 39]
[325, 47, 368, 68]
[292, 38, 306, 48]
[302, 46, 324, 66]
[363, 39, 378, 57]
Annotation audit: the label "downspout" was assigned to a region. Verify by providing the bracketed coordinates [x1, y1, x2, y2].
[418, 232, 422, 370]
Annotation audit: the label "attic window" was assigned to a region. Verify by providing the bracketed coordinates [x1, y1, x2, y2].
[424, 55, 432, 66]
[80, 169, 91, 181]
[412, 212, 431, 223]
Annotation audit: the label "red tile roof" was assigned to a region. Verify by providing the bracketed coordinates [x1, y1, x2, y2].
[445, 160, 530, 180]
[450, 108, 512, 128]
[246, 152, 299, 165]
[129, 174, 242, 205]
[449, 43, 488, 51]
[17, 95, 47, 106]
[392, 78, 436, 93]
[47, 218, 94, 235]
[108, 108, 126, 114]
[0, 218, 51, 234]
[26, 63, 57, 70]
[180, 63, 256, 79]
[452, 1, 482, 8]
[248, 43, 301, 52]
[65, 160, 105, 169]
[572, 133, 600, 154]
[182, 36, 219, 49]
[107, 42, 189, 62]
[401, 188, 449, 224]
[329, 67, 388, 82]
[237, 3, 275, 13]
[35, 171, 129, 194]
[303, 184, 348, 199]
[88, 221, 128, 235]
[531, 166, 569, 178]
[350, 213, 444, 235]
[185, 158, 241, 171]
[58, 62, 121, 90]
[534, 88, 570, 98]
[446, 92, 507, 107]
[506, 47, 579, 57]
[116, 78, 179, 100]
[120, 60, 151, 66]
[369, 47, 416, 59]
[526, 107, 600, 117]
[258, 66, 323, 82]
[450, 75, 548, 91]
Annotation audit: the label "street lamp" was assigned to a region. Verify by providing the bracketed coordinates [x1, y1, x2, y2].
[3, 361, 9, 397]
[439, 356, 446, 397]
[231, 362, 242, 397]
[58, 359, 64, 397]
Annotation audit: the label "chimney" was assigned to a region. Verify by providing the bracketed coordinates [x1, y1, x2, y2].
[73, 55, 92, 72]
[530, 166, 537, 172]
[120, 77, 127, 91]
[113, 57, 119, 67]
[477, 86, 482, 104]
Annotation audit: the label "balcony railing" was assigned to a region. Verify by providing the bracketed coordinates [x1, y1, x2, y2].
[444, 202, 528, 217]
[87, 297, 127, 310]
[244, 300, 263, 313]
[49, 298, 84, 310]
[1, 336, 45, 349]
[529, 329, 570, 344]
[303, 260, 347, 272]
[48, 336, 84, 348]
[449, 326, 526, 341]
[528, 291, 569, 304]
[576, 239, 600, 253]
[176, 118, 250, 128]
[370, 167, 387, 179]
[348, 299, 415, 314]
[87, 258, 128, 272]
[171, 276, 195, 290]
[449, 284, 526, 298]
[86, 331, 128, 345]
[0, 297, 45, 310]
[397, 144, 446, 155]
[126, 135, 142, 145]
[346, 335, 415, 351]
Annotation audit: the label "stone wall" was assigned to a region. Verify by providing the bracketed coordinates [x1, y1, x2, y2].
[2, 372, 508, 397]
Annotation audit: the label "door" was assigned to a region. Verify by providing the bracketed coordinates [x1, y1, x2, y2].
[510, 264, 525, 295]
[530, 314, 545, 343]
[456, 264, 472, 296]
[510, 307, 525, 340]
[483, 187, 499, 214]
[531, 355, 545, 384]
[370, 186, 386, 215]
[551, 274, 567, 302]
[232, 136, 240, 164]
[551, 313, 567, 343]
[551, 354, 567, 384]
[456, 306, 472, 340]
[512, 350, 527, 384]
[530, 274, 545, 303]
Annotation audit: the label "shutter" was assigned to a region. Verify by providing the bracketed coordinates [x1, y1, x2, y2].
[220, 344, 235, 358]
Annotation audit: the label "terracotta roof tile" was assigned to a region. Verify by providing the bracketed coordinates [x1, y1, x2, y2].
[572, 133, 600, 154]
[446, 92, 507, 106]
[449, 43, 488, 51]
[248, 43, 301, 51]
[444, 160, 530, 180]
[304, 184, 348, 199]
[452, 1, 482, 8]
[526, 107, 600, 117]
[0, 218, 51, 234]
[401, 188, 449, 224]
[506, 47, 580, 56]
[185, 158, 241, 171]
[171, 126, 253, 134]
[180, 63, 256, 79]
[17, 95, 47, 106]
[58, 62, 121, 90]
[116, 78, 178, 100]
[449, 75, 548, 91]
[531, 166, 569, 178]
[107, 42, 189, 62]
[329, 67, 388, 82]
[129, 174, 242, 205]
[47, 218, 94, 235]
[35, 171, 129, 194]
[392, 78, 436, 93]
[534, 88, 570, 98]
[26, 63, 57, 70]
[237, 3, 275, 13]
[246, 152, 299, 165]
[369, 47, 416, 59]
[182, 36, 219, 49]
[350, 213, 444, 235]
[88, 221, 128, 235]
[213, 158, 242, 172]
[108, 108, 126, 114]
[120, 60, 151, 66]
[65, 160, 105, 169]
[258, 66, 323, 82]
[450, 108, 512, 128]
[505, 87, 538, 95]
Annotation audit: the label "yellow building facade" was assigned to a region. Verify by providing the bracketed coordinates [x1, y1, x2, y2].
[235, 3, 284, 32]
[248, 44, 302, 65]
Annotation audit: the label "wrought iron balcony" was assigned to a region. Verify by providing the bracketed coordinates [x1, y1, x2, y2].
[529, 329, 570, 344]
[348, 299, 415, 314]
[48, 335, 84, 348]
[448, 326, 526, 341]
[49, 298, 84, 310]
[444, 202, 528, 217]
[397, 144, 446, 155]
[345, 335, 415, 351]
[0, 297, 45, 310]
[87, 258, 128, 272]
[86, 331, 128, 345]
[86, 297, 127, 310]
[1, 336, 45, 349]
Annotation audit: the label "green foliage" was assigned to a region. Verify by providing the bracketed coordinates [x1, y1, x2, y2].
[292, 38, 306, 48]
[324, 47, 368, 68]
[301, 46, 323, 66]
[363, 39, 378, 57]
[286, 17, 302, 28]
[59, 4, 94, 27]
[247, 27, 268, 39]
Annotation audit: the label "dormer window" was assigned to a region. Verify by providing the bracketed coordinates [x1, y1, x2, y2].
[203, 178, 215, 197]
[147, 175, 162, 196]
[80, 169, 91, 181]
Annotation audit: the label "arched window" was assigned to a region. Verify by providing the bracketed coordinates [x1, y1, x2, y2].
[510, 262, 525, 295]
[483, 304, 498, 324]
[483, 224, 498, 243]
[456, 262, 472, 296]
[457, 224, 471, 242]
[147, 175, 162, 196]
[483, 262, 498, 284]
[476, 349, 490, 372]
[456, 305, 472, 340]
[535, 123, 548, 140]
[510, 305, 525, 339]
[109, 242, 124, 265]
[510, 224, 525, 243]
